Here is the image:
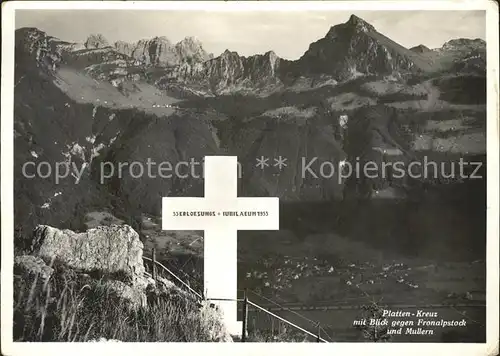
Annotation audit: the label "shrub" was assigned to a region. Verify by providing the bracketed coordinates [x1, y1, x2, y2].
[354, 303, 391, 342]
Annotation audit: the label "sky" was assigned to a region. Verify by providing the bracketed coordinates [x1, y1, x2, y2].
[16, 10, 485, 60]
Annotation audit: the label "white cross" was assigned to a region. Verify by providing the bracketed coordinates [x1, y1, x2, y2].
[162, 156, 279, 335]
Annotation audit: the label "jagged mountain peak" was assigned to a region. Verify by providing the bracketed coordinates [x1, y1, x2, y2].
[346, 14, 376, 32]
[176, 36, 205, 51]
[410, 44, 432, 53]
[298, 13, 428, 80]
[112, 35, 211, 66]
[221, 49, 240, 57]
[84, 33, 109, 49]
[206, 49, 279, 65]
[16, 27, 47, 37]
[154, 36, 171, 42]
[264, 50, 278, 59]
[441, 38, 486, 51]
[15, 27, 63, 50]
[16, 27, 50, 48]
[175, 36, 211, 64]
[326, 14, 376, 38]
[134, 36, 172, 47]
[177, 36, 202, 46]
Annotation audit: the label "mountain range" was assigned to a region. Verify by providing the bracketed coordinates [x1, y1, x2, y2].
[16, 15, 485, 96]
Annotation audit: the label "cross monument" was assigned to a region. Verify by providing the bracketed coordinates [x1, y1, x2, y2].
[162, 156, 280, 335]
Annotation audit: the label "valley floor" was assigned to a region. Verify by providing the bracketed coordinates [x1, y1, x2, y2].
[124, 195, 486, 342]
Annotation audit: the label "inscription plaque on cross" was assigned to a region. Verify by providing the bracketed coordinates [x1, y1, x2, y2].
[162, 156, 279, 335]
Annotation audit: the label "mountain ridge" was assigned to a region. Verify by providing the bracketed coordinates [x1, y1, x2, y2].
[15, 15, 486, 96]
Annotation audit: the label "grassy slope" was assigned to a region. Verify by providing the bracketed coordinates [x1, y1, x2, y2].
[366, 30, 435, 72]
[13, 261, 227, 342]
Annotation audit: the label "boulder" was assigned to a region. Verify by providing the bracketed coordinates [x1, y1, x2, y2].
[31, 225, 145, 285]
[20, 224, 234, 342]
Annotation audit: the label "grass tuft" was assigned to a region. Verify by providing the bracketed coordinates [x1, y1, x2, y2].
[14, 261, 228, 342]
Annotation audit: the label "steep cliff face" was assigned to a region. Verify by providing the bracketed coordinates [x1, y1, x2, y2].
[201, 50, 247, 89]
[114, 40, 136, 58]
[113, 36, 211, 67]
[15, 28, 63, 70]
[159, 49, 284, 94]
[244, 51, 282, 83]
[85, 34, 110, 49]
[133, 37, 178, 66]
[175, 36, 213, 63]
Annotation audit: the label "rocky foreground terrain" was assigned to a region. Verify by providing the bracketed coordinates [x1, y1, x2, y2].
[13, 14, 486, 341]
[14, 224, 233, 342]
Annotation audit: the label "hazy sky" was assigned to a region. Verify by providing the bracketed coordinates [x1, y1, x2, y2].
[16, 10, 485, 60]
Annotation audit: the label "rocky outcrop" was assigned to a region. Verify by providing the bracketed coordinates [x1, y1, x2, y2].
[244, 50, 281, 81]
[114, 40, 136, 58]
[85, 34, 110, 49]
[15, 27, 63, 71]
[175, 36, 212, 64]
[199, 49, 246, 89]
[31, 225, 146, 284]
[113, 36, 211, 67]
[19, 224, 151, 310]
[159, 49, 284, 94]
[15, 224, 233, 341]
[135, 37, 178, 66]
[441, 38, 486, 52]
